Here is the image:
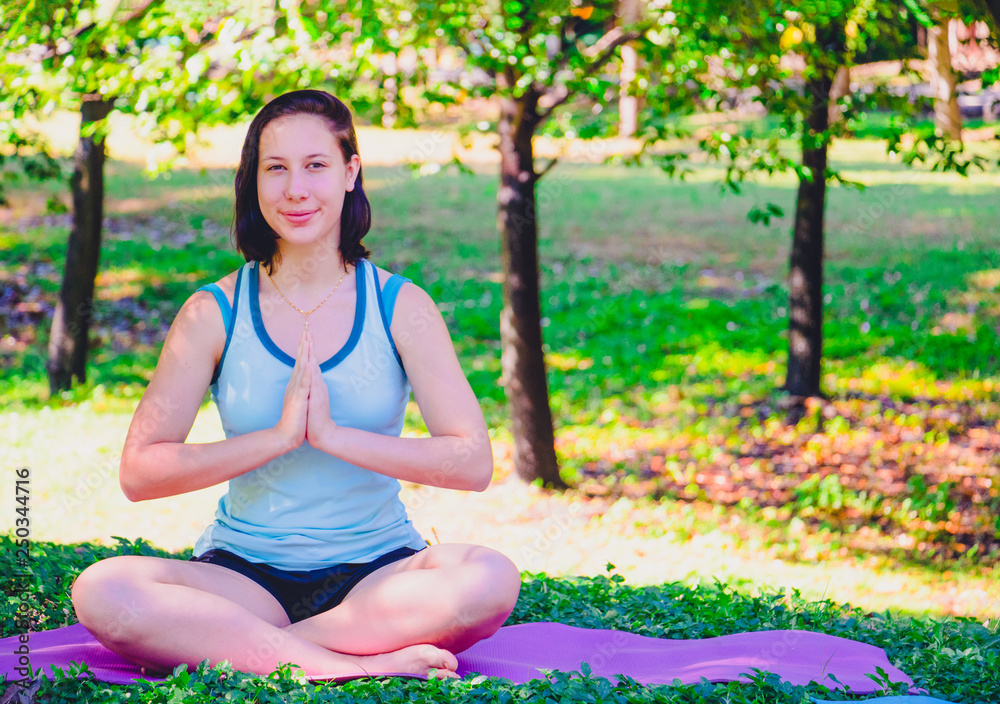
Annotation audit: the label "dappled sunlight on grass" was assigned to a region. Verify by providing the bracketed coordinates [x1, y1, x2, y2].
[968, 267, 1000, 291]
[831, 168, 1000, 187]
[557, 380, 1000, 568]
[3, 143, 1000, 619]
[108, 183, 232, 214]
[0, 405, 226, 552]
[546, 351, 592, 372]
[572, 493, 1000, 620]
[831, 360, 999, 401]
[95, 267, 202, 301]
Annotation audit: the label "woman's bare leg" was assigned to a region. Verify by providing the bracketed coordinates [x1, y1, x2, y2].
[71, 555, 458, 678]
[285, 543, 521, 655]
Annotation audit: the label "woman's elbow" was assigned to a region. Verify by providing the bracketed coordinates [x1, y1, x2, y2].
[467, 448, 494, 492]
[118, 451, 149, 502]
[119, 477, 146, 503]
[119, 477, 144, 503]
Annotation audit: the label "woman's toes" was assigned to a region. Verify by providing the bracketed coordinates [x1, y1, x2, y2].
[431, 667, 459, 679]
[411, 643, 458, 676]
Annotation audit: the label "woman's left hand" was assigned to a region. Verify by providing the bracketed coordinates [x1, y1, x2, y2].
[304, 330, 337, 448]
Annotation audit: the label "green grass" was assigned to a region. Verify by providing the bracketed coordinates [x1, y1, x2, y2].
[2, 137, 999, 700]
[3, 151, 1000, 566]
[2, 535, 999, 703]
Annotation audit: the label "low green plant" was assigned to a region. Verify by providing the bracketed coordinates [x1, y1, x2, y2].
[2, 538, 997, 703]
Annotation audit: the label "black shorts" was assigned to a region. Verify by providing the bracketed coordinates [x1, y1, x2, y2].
[190, 546, 423, 624]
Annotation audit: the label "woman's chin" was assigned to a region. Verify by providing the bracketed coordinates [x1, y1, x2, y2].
[275, 229, 339, 250]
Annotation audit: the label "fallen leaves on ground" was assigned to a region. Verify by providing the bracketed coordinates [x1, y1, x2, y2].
[567, 393, 1000, 571]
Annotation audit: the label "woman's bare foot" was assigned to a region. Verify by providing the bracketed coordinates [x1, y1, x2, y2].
[308, 643, 459, 681]
[139, 665, 171, 678]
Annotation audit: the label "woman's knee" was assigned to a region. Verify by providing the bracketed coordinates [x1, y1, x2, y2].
[71, 556, 154, 641]
[435, 548, 520, 651]
[456, 547, 521, 619]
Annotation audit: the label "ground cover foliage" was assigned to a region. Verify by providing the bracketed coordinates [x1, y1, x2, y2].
[1, 535, 998, 703]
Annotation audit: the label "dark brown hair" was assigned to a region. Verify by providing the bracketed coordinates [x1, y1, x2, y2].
[232, 90, 372, 271]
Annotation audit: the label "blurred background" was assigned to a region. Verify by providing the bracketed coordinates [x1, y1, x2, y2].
[1, 0, 999, 621]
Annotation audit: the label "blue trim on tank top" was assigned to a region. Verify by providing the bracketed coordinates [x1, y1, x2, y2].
[371, 261, 409, 370]
[196, 283, 232, 332]
[382, 274, 409, 324]
[249, 260, 366, 372]
[198, 267, 243, 386]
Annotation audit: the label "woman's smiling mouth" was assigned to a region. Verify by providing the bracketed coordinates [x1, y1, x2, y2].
[282, 210, 317, 224]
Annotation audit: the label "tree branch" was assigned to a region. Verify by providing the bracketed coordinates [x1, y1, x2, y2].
[583, 26, 625, 59]
[34, 0, 163, 61]
[453, 31, 496, 81]
[501, 64, 517, 92]
[537, 24, 646, 123]
[534, 156, 559, 182]
[467, 27, 492, 57]
[113, 0, 162, 26]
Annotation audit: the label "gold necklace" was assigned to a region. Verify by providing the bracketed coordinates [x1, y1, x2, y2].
[263, 264, 349, 329]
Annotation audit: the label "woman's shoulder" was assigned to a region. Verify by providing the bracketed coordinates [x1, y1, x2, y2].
[177, 265, 248, 338]
[196, 265, 249, 308]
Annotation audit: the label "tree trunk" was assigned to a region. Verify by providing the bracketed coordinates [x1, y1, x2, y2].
[618, 0, 642, 137]
[47, 95, 113, 394]
[927, 9, 963, 141]
[785, 68, 835, 399]
[497, 92, 565, 489]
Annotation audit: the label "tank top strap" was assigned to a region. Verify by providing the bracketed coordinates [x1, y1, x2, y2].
[203, 263, 250, 387]
[363, 259, 406, 371]
[196, 283, 232, 331]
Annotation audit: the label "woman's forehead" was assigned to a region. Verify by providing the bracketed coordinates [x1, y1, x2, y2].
[259, 114, 340, 155]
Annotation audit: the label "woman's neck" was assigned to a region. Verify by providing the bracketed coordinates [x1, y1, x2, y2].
[269, 240, 349, 293]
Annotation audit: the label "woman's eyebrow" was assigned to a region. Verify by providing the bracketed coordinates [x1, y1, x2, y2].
[261, 153, 332, 161]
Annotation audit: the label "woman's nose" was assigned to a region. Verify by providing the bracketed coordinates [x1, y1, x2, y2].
[284, 169, 308, 199]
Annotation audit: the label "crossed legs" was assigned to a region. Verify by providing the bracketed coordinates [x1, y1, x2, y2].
[70, 543, 521, 679]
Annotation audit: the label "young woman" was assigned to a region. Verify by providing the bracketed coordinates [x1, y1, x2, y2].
[71, 90, 521, 680]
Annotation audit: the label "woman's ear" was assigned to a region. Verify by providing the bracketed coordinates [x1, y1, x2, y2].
[346, 154, 361, 192]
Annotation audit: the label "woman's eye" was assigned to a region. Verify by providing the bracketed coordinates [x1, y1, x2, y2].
[263, 162, 324, 170]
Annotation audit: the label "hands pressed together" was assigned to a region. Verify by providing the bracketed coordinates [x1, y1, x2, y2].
[275, 327, 336, 451]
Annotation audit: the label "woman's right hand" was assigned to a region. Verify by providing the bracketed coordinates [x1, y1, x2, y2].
[275, 326, 311, 451]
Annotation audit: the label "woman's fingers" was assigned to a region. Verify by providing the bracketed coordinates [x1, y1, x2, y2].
[304, 329, 337, 448]
[308, 331, 327, 399]
[276, 326, 312, 448]
[306, 329, 317, 366]
[291, 327, 311, 387]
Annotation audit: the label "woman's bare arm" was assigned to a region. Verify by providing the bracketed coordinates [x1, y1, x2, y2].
[119, 290, 309, 501]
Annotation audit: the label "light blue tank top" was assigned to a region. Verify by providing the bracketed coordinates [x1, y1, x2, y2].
[191, 259, 427, 570]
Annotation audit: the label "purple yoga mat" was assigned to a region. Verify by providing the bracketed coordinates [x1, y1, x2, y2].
[0, 622, 918, 694]
[455, 622, 917, 691]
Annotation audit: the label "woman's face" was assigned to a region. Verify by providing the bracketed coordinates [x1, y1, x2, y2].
[256, 113, 361, 254]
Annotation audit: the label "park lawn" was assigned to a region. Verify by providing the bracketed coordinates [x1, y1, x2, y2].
[3, 141, 999, 561]
[0, 535, 998, 703]
[1, 135, 999, 699]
